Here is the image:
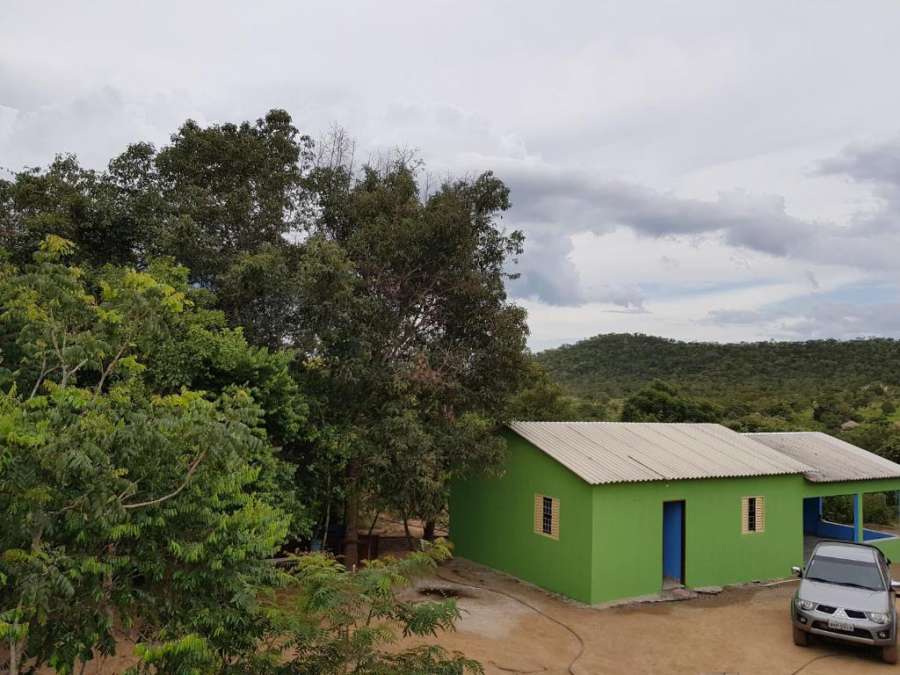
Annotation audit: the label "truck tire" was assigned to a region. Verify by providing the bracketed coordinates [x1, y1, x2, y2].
[792, 626, 809, 647]
[882, 644, 897, 664]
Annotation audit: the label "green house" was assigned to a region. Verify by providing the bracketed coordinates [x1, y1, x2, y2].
[449, 422, 900, 605]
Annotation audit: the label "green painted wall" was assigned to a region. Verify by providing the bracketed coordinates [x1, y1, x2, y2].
[590, 474, 801, 603]
[450, 431, 900, 605]
[449, 431, 595, 602]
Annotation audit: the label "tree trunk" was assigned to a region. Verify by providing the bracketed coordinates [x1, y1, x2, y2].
[9, 637, 19, 675]
[367, 511, 380, 538]
[423, 519, 436, 541]
[402, 513, 415, 551]
[342, 461, 360, 570]
[321, 473, 332, 550]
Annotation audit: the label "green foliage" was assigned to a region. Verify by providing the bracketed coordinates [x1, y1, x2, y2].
[0, 239, 299, 672]
[128, 634, 219, 675]
[299, 156, 529, 562]
[0, 111, 314, 349]
[621, 381, 722, 423]
[1, 108, 518, 672]
[538, 333, 900, 403]
[273, 541, 482, 675]
[863, 493, 897, 526]
[508, 360, 607, 421]
[823, 495, 854, 524]
[812, 396, 858, 430]
[536, 333, 900, 442]
[1, 116, 532, 564]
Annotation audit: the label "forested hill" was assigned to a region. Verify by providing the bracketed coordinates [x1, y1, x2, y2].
[536, 333, 900, 401]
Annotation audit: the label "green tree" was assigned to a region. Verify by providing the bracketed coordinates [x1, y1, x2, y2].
[621, 381, 722, 423]
[299, 158, 529, 565]
[1, 111, 533, 571]
[508, 359, 607, 421]
[0, 240, 297, 671]
[1, 237, 478, 674]
[0, 111, 315, 349]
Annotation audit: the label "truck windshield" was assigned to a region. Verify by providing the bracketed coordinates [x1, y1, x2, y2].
[805, 554, 884, 591]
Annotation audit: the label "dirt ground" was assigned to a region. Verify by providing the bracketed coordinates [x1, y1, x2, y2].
[396, 558, 900, 675]
[27, 556, 900, 674]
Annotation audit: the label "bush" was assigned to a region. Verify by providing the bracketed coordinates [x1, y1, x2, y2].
[864, 493, 897, 526]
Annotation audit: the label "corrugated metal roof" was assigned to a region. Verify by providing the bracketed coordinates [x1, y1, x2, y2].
[507, 422, 811, 485]
[746, 432, 900, 483]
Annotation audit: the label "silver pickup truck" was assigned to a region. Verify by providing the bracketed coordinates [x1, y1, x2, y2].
[791, 541, 899, 664]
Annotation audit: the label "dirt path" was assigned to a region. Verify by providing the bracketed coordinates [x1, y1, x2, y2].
[397, 558, 899, 674]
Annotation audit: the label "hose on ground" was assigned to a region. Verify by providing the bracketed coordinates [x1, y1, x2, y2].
[434, 568, 585, 675]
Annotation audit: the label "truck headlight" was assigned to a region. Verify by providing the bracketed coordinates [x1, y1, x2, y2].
[796, 599, 815, 611]
[867, 612, 889, 625]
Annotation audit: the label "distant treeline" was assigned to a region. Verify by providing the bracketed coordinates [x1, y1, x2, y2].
[528, 333, 900, 459]
[537, 333, 900, 402]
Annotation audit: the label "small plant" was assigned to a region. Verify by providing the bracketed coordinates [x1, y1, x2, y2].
[272, 540, 483, 675]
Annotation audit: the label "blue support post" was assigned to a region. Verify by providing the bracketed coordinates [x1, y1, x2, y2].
[817, 497, 824, 537]
[853, 493, 862, 543]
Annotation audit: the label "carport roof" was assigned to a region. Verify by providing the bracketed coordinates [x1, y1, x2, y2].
[507, 422, 811, 485]
[746, 432, 900, 483]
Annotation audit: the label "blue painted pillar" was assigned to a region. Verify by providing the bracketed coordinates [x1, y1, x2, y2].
[853, 493, 862, 543]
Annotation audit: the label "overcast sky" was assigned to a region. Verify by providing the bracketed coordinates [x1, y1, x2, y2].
[3, 1, 900, 350]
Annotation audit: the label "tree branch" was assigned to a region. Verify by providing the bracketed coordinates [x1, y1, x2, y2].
[122, 450, 207, 510]
[95, 342, 130, 395]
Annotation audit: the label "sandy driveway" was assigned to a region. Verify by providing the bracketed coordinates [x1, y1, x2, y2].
[397, 558, 900, 675]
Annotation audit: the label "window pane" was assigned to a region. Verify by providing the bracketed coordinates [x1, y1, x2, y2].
[747, 497, 757, 531]
[542, 496, 553, 535]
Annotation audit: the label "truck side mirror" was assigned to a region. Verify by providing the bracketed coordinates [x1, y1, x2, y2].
[791, 566, 802, 578]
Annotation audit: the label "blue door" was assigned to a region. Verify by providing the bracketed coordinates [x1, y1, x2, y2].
[663, 501, 684, 584]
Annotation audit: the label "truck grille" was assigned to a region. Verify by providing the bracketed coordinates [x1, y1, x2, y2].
[811, 621, 873, 640]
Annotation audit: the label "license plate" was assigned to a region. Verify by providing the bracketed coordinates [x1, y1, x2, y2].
[827, 619, 854, 632]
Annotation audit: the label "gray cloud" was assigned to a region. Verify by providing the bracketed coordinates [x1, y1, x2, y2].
[0, 84, 200, 170]
[705, 301, 900, 340]
[510, 229, 586, 306]
[816, 137, 900, 235]
[818, 137, 900, 189]
[804, 270, 820, 290]
[500, 146, 900, 306]
[503, 162, 817, 255]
